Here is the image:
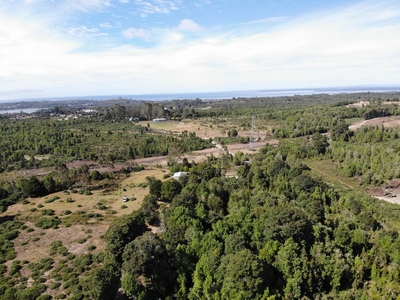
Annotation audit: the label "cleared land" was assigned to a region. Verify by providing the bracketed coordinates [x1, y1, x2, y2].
[349, 116, 400, 131]
[3, 119, 277, 264]
[3, 168, 166, 263]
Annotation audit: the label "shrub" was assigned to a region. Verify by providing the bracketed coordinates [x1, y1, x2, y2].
[35, 217, 61, 229]
[37, 295, 52, 300]
[6, 251, 17, 260]
[121, 205, 128, 209]
[76, 238, 88, 244]
[98, 204, 107, 210]
[50, 281, 62, 289]
[9, 260, 22, 276]
[45, 196, 60, 203]
[41, 209, 55, 216]
[66, 198, 75, 203]
[88, 245, 96, 251]
[0, 264, 6, 274]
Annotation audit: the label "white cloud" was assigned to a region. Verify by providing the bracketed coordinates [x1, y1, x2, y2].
[59, 26, 108, 38]
[0, 1, 399, 100]
[122, 27, 152, 40]
[64, 0, 111, 12]
[134, 0, 180, 17]
[100, 22, 112, 29]
[23, 0, 45, 4]
[177, 19, 202, 32]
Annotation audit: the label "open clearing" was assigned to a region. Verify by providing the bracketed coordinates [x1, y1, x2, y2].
[3, 168, 166, 262]
[349, 116, 400, 131]
[3, 119, 276, 263]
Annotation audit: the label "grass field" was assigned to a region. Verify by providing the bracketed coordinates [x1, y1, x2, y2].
[3, 168, 167, 264]
[306, 159, 363, 192]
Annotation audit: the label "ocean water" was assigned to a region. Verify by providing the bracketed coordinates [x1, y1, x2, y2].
[1, 86, 400, 104]
[0, 108, 41, 114]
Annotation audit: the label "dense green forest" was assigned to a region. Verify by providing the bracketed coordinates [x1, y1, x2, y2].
[2, 92, 400, 299]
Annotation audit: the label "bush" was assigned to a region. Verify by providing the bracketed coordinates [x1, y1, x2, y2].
[37, 295, 52, 300]
[45, 196, 60, 203]
[66, 198, 75, 203]
[9, 260, 22, 276]
[121, 205, 128, 209]
[50, 281, 62, 290]
[35, 217, 61, 229]
[6, 251, 17, 260]
[41, 209, 55, 216]
[76, 237, 88, 244]
[0, 264, 6, 274]
[98, 204, 107, 210]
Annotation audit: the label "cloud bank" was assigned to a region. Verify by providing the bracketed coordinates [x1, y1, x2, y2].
[0, 1, 399, 100]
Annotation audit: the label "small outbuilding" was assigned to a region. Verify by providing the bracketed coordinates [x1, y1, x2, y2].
[173, 171, 189, 180]
[153, 118, 167, 122]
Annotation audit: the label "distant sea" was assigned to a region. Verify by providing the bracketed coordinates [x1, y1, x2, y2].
[1, 86, 400, 104]
[0, 108, 42, 114]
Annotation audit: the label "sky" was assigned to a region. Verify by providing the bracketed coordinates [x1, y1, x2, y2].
[0, 0, 400, 100]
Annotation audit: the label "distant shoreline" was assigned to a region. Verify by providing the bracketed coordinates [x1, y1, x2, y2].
[1, 86, 400, 104]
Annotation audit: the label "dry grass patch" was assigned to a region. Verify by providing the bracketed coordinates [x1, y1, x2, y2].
[2, 168, 167, 265]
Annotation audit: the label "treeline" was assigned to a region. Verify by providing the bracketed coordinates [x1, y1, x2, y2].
[88, 145, 400, 299]
[328, 125, 400, 185]
[0, 164, 123, 212]
[0, 117, 213, 172]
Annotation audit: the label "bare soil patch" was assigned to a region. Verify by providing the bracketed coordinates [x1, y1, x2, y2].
[349, 116, 400, 131]
[132, 139, 279, 167]
[3, 168, 166, 262]
[369, 180, 400, 205]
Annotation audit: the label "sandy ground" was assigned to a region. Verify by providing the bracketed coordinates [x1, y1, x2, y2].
[348, 117, 400, 204]
[349, 116, 400, 131]
[369, 182, 400, 205]
[3, 119, 277, 264]
[132, 139, 279, 167]
[3, 168, 166, 263]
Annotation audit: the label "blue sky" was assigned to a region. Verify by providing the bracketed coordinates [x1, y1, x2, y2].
[0, 0, 399, 100]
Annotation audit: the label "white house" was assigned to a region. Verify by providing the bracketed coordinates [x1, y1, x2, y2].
[153, 118, 167, 122]
[173, 172, 189, 180]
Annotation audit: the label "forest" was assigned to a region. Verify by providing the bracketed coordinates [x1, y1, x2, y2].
[1, 92, 400, 299]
